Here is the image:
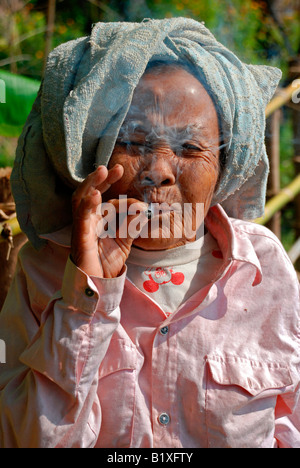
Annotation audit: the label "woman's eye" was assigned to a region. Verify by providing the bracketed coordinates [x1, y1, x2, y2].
[182, 143, 200, 151]
[118, 140, 153, 155]
[119, 140, 139, 146]
[118, 140, 146, 148]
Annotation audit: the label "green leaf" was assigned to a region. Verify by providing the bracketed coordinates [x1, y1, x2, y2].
[0, 70, 40, 137]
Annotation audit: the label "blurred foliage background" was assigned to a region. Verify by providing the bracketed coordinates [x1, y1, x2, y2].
[0, 0, 299, 250]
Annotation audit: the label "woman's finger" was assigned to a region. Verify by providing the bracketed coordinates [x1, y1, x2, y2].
[73, 187, 101, 235]
[103, 164, 124, 186]
[96, 197, 148, 240]
[72, 164, 123, 214]
[94, 164, 124, 196]
[72, 166, 107, 213]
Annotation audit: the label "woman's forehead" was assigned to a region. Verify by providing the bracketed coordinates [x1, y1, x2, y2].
[125, 66, 218, 130]
[124, 67, 219, 138]
[133, 67, 209, 106]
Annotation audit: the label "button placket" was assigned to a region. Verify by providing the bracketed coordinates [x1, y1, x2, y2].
[152, 321, 180, 445]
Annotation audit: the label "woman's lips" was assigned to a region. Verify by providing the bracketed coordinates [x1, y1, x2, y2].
[145, 201, 182, 219]
[129, 186, 183, 216]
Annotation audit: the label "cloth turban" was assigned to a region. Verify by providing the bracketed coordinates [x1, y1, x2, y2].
[11, 17, 282, 249]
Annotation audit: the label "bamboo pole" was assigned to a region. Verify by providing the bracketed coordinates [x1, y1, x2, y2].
[265, 77, 300, 117]
[255, 173, 300, 225]
[289, 58, 300, 271]
[288, 237, 300, 265]
[43, 0, 56, 74]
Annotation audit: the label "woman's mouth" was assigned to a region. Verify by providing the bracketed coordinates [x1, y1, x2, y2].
[144, 202, 181, 219]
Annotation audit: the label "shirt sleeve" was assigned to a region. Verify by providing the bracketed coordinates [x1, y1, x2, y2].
[0, 254, 126, 448]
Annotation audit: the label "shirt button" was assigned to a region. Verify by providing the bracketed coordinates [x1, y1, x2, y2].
[158, 412, 170, 425]
[85, 288, 94, 297]
[160, 326, 169, 335]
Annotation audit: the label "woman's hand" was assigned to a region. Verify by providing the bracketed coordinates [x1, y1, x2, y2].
[71, 165, 148, 278]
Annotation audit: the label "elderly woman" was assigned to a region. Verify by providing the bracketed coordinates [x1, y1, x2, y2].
[0, 18, 299, 448]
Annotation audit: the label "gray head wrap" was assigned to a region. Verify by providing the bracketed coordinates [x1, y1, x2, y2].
[11, 17, 282, 249]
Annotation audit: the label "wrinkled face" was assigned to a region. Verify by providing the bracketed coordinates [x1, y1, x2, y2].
[104, 65, 220, 250]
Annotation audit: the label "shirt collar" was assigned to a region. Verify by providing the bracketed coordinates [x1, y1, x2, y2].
[205, 204, 262, 286]
[40, 203, 262, 286]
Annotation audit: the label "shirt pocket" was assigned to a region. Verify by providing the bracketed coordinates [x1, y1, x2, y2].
[205, 354, 292, 448]
[96, 338, 139, 448]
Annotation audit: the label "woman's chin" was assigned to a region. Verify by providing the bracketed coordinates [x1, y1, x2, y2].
[132, 237, 185, 251]
[132, 226, 192, 250]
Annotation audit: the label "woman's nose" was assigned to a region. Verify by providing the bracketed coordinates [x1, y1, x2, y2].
[139, 155, 176, 188]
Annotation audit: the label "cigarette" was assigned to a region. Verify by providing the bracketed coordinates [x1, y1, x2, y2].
[145, 203, 154, 219]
